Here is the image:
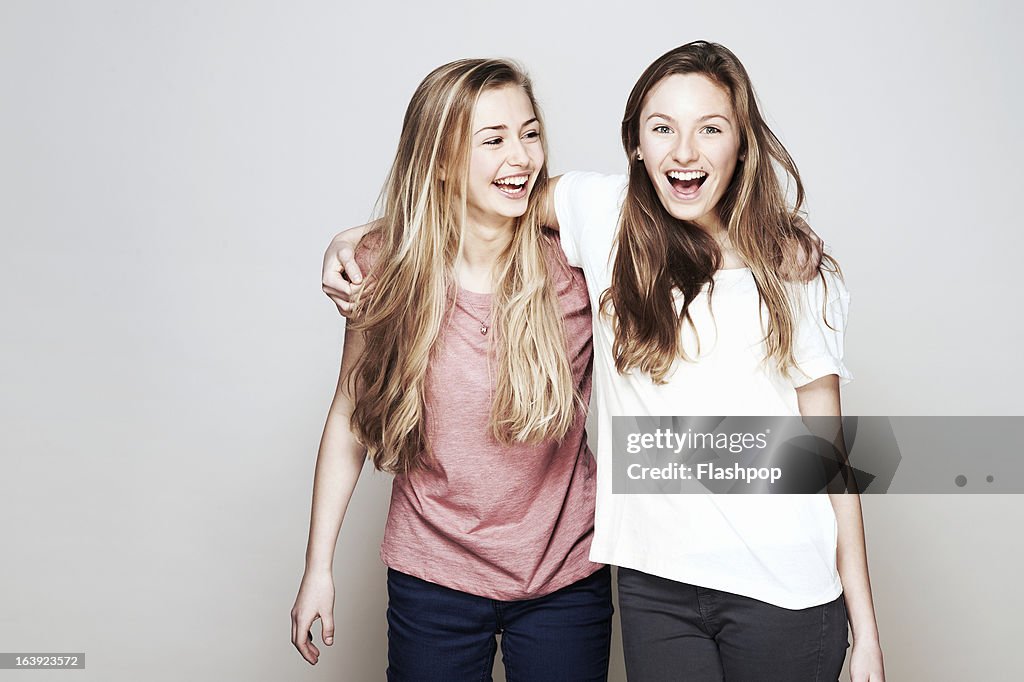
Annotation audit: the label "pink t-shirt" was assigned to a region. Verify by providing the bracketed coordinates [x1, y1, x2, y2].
[356, 235, 599, 600]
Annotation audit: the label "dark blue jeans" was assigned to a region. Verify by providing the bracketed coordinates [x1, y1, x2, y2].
[385, 566, 613, 681]
[618, 567, 849, 682]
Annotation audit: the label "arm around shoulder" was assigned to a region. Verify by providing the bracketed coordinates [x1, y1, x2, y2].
[322, 220, 380, 315]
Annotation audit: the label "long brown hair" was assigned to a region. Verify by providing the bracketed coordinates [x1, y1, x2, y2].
[347, 59, 579, 473]
[603, 41, 838, 383]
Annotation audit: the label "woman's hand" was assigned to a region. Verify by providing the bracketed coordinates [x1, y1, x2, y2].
[322, 221, 376, 317]
[290, 569, 336, 665]
[849, 637, 885, 681]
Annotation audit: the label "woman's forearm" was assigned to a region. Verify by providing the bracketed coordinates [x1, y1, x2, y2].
[303, 329, 369, 573]
[830, 492, 881, 643]
[304, 413, 366, 573]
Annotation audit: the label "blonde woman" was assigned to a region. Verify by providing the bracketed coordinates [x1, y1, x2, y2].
[291, 59, 611, 681]
[326, 44, 885, 682]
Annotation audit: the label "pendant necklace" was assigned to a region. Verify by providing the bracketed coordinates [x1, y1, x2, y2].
[459, 300, 492, 335]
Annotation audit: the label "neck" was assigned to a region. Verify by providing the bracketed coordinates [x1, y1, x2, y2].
[693, 210, 725, 237]
[695, 213, 745, 269]
[456, 217, 514, 293]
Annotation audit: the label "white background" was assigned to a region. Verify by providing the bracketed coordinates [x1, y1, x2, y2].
[2, 1, 1022, 680]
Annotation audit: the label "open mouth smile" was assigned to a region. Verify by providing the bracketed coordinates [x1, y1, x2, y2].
[493, 174, 530, 199]
[666, 169, 708, 200]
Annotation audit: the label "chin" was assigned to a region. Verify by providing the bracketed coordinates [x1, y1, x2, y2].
[668, 206, 706, 222]
[654, 192, 699, 223]
[492, 208, 523, 222]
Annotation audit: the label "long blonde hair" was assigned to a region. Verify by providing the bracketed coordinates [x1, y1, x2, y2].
[348, 59, 579, 473]
[604, 41, 839, 383]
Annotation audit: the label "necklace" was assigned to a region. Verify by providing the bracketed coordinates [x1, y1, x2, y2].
[458, 299, 492, 335]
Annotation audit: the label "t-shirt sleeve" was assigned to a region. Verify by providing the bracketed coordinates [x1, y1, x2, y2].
[352, 232, 383, 286]
[552, 171, 627, 270]
[789, 271, 853, 387]
[347, 232, 384, 315]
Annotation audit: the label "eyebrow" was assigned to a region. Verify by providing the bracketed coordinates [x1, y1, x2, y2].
[645, 112, 732, 124]
[474, 117, 539, 135]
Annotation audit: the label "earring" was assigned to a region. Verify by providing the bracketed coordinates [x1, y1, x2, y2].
[636, 150, 643, 162]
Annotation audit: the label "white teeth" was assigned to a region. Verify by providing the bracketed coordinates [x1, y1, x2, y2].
[667, 170, 707, 181]
[495, 175, 528, 186]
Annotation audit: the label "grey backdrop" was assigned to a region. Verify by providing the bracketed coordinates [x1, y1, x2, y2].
[2, 1, 1022, 680]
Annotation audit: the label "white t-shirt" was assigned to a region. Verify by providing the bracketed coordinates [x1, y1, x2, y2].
[555, 171, 852, 609]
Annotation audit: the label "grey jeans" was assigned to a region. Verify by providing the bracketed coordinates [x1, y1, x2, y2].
[617, 567, 849, 682]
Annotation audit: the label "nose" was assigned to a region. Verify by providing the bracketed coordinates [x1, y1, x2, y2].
[507, 137, 530, 167]
[672, 132, 699, 166]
